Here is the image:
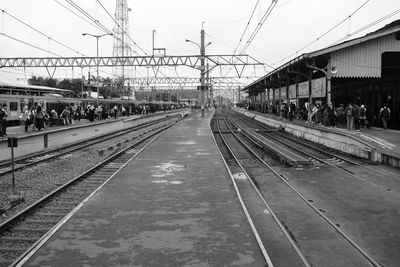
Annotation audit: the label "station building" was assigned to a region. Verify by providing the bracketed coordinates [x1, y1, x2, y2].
[244, 20, 400, 129]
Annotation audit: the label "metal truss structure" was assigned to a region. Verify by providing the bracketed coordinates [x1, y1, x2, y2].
[133, 86, 239, 91]
[0, 55, 264, 78]
[126, 77, 250, 86]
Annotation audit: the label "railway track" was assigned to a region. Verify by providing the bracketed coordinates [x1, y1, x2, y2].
[212, 109, 381, 267]
[0, 119, 176, 266]
[225, 109, 400, 193]
[0, 115, 180, 177]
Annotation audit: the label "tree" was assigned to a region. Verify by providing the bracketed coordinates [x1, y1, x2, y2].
[57, 78, 84, 97]
[27, 76, 57, 87]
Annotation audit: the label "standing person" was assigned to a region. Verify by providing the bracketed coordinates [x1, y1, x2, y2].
[379, 104, 391, 130]
[49, 109, 58, 127]
[97, 105, 103, 120]
[21, 105, 30, 132]
[306, 103, 313, 124]
[345, 103, 354, 131]
[35, 105, 45, 131]
[289, 102, 296, 121]
[69, 106, 74, 125]
[76, 104, 82, 122]
[60, 106, 70, 125]
[326, 103, 336, 127]
[353, 104, 361, 131]
[125, 105, 130, 117]
[0, 103, 7, 137]
[121, 105, 126, 116]
[359, 105, 367, 128]
[113, 105, 118, 119]
[30, 106, 37, 131]
[88, 104, 95, 122]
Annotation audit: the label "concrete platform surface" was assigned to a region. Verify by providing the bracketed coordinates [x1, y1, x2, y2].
[21, 110, 266, 267]
[236, 108, 400, 168]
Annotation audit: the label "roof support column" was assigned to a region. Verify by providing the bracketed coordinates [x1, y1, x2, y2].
[295, 75, 300, 108]
[308, 68, 313, 106]
[327, 59, 332, 105]
[286, 78, 290, 104]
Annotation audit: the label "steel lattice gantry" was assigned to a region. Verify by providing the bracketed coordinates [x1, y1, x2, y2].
[126, 77, 250, 85]
[0, 54, 263, 78]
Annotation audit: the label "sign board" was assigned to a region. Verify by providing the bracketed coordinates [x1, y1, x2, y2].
[197, 85, 209, 90]
[7, 137, 18, 148]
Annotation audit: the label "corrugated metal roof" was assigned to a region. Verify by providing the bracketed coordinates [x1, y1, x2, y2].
[0, 82, 73, 92]
[331, 33, 400, 78]
[310, 25, 400, 58]
[245, 23, 400, 90]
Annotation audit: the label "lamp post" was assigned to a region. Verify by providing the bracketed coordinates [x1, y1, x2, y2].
[82, 32, 113, 104]
[185, 28, 211, 117]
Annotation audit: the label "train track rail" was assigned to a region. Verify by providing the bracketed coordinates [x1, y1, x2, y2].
[226, 109, 400, 192]
[212, 109, 381, 267]
[0, 115, 180, 177]
[0, 119, 176, 267]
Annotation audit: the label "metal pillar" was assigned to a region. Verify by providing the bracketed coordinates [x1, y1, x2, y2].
[200, 28, 206, 117]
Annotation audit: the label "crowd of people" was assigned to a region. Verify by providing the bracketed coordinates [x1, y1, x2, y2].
[12, 103, 130, 134]
[0, 101, 179, 137]
[244, 101, 392, 131]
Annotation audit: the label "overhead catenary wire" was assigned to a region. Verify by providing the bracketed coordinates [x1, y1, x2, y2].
[330, 7, 400, 46]
[238, 0, 278, 55]
[0, 33, 62, 57]
[272, 0, 371, 66]
[54, 0, 106, 33]
[1, 9, 85, 56]
[64, 0, 162, 79]
[0, 8, 117, 79]
[233, 0, 262, 55]
[96, 0, 148, 56]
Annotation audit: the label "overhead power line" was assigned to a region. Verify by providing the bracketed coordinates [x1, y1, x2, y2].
[96, 0, 148, 56]
[54, 0, 106, 33]
[238, 0, 278, 55]
[0, 32, 62, 57]
[272, 0, 371, 66]
[330, 7, 400, 46]
[233, 0, 261, 55]
[1, 8, 86, 56]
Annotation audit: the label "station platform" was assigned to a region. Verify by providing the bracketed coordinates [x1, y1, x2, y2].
[235, 108, 400, 169]
[20, 110, 267, 266]
[0, 111, 188, 162]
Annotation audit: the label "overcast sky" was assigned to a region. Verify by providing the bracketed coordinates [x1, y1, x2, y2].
[1, 0, 400, 86]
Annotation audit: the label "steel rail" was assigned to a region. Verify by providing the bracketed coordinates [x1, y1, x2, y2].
[0, 116, 178, 176]
[218, 110, 311, 267]
[212, 116, 275, 267]
[219, 109, 381, 267]
[0, 120, 177, 266]
[227, 111, 400, 197]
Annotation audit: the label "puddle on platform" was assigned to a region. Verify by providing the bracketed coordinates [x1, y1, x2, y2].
[176, 141, 196, 145]
[151, 161, 185, 179]
[152, 180, 182, 185]
[232, 173, 247, 180]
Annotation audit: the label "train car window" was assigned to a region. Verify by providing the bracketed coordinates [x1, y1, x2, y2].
[9, 102, 18, 111]
[9, 102, 19, 117]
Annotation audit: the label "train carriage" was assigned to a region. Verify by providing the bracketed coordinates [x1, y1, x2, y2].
[0, 83, 181, 126]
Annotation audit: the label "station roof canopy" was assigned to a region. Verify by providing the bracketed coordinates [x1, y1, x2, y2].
[244, 20, 400, 96]
[0, 82, 74, 93]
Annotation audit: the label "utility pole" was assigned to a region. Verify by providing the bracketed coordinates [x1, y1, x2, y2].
[206, 62, 210, 108]
[185, 24, 211, 117]
[200, 25, 206, 117]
